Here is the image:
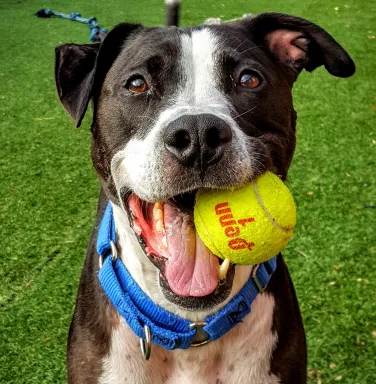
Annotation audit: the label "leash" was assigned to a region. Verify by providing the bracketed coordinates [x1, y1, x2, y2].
[97, 202, 277, 360]
[35, 9, 108, 42]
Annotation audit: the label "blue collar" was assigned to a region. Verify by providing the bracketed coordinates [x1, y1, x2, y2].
[97, 202, 277, 352]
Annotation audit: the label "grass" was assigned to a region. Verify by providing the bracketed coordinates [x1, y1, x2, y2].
[0, 0, 375, 382]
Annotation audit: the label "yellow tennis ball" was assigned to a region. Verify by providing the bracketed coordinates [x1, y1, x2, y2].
[194, 172, 296, 265]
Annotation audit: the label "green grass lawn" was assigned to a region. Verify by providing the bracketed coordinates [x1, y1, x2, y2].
[0, 0, 375, 382]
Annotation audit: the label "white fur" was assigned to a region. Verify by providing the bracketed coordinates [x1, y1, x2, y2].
[110, 29, 254, 203]
[99, 289, 279, 384]
[178, 30, 228, 109]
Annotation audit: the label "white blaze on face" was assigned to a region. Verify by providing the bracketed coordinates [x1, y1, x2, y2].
[177, 30, 229, 110]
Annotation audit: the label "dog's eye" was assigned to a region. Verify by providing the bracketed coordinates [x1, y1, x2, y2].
[239, 72, 261, 89]
[126, 76, 149, 93]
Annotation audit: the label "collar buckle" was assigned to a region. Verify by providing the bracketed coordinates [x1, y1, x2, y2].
[189, 321, 211, 347]
[251, 264, 266, 293]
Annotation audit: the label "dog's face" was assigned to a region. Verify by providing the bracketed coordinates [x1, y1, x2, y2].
[56, 13, 354, 310]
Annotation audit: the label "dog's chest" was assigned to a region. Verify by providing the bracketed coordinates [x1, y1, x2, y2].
[99, 293, 279, 384]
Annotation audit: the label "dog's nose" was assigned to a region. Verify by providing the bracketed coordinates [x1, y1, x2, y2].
[163, 114, 232, 172]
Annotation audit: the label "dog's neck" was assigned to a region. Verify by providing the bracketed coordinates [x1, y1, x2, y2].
[111, 202, 253, 322]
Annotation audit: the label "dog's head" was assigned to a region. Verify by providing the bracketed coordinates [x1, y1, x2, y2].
[55, 13, 354, 310]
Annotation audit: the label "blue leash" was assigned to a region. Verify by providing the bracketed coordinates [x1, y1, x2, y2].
[97, 202, 277, 355]
[35, 9, 108, 42]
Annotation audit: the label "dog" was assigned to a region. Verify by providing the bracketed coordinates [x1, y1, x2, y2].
[55, 1, 355, 382]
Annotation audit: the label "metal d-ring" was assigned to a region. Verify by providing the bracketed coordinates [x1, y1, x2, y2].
[140, 325, 151, 360]
[110, 241, 118, 260]
[99, 241, 118, 269]
[189, 321, 211, 347]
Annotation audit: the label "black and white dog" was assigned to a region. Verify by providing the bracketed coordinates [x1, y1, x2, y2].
[55, 1, 355, 382]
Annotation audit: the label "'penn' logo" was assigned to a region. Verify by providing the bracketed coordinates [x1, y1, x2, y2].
[215, 202, 255, 251]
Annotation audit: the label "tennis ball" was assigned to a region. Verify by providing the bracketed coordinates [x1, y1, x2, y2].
[194, 172, 296, 265]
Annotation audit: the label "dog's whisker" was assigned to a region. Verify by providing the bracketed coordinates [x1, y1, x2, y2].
[234, 45, 263, 58]
[252, 158, 268, 173]
[233, 106, 256, 119]
[232, 37, 253, 52]
[136, 115, 158, 124]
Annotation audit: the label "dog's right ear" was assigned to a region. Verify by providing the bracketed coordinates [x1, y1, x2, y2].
[55, 23, 142, 127]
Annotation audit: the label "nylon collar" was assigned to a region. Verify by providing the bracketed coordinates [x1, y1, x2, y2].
[97, 202, 277, 351]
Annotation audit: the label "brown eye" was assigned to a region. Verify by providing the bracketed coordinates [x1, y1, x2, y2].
[239, 72, 261, 89]
[126, 76, 148, 93]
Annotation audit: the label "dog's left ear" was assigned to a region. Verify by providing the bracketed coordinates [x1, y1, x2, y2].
[241, 12, 355, 78]
[55, 23, 142, 127]
[55, 43, 100, 127]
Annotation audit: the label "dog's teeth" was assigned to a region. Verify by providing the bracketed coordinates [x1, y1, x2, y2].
[153, 202, 164, 221]
[155, 220, 164, 233]
[155, 209, 163, 221]
[153, 202, 165, 233]
[153, 202, 163, 212]
[218, 258, 230, 280]
[162, 236, 167, 247]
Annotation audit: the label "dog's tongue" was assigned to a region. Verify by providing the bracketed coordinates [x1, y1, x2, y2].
[164, 203, 219, 297]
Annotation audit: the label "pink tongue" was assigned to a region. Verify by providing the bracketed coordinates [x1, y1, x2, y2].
[164, 204, 219, 297]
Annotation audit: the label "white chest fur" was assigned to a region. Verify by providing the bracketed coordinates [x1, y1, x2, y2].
[99, 293, 279, 384]
[99, 204, 279, 383]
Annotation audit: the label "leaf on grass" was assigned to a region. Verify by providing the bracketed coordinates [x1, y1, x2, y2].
[295, 248, 309, 257]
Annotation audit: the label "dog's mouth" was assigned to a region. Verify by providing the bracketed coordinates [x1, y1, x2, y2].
[126, 191, 235, 307]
